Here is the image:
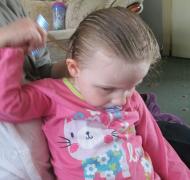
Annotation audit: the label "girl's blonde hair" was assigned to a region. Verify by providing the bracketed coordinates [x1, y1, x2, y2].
[64, 7, 160, 76]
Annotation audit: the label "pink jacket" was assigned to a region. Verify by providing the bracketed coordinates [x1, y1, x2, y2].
[0, 48, 189, 180]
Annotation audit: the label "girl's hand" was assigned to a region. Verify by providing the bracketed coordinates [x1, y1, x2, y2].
[0, 18, 47, 53]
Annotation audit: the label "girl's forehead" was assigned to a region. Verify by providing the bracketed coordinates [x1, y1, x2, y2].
[86, 50, 149, 71]
[82, 51, 150, 86]
[87, 50, 122, 67]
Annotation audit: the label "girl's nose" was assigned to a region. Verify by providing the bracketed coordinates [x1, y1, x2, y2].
[111, 90, 133, 106]
[111, 95, 127, 106]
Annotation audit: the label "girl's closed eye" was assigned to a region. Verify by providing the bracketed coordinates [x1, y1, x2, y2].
[94, 85, 115, 93]
[95, 86, 116, 95]
[101, 87, 115, 92]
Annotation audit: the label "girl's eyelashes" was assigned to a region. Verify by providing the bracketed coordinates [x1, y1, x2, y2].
[100, 87, 115, 92]
[94, 85, 115, 92]
[97, 80, 143, 93]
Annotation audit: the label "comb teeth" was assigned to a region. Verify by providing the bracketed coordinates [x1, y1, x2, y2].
[31, 14, 49, 59]
[36, 14, 49, 31]
[31, 48, 41, 57]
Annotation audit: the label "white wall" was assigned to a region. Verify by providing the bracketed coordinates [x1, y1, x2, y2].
[141, 0, 163, 49]
[172, 0, 190, 58]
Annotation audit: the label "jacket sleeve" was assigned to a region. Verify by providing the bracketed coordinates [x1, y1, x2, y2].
[134, 91, 190, 179]
[0, 48, 52, 122]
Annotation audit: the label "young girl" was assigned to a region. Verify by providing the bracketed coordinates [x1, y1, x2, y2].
[0, 7, 189, 180]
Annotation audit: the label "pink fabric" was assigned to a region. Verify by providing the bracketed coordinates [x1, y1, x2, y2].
[0, 48, 189, 180]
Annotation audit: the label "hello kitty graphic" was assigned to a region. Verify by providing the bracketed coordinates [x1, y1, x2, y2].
[59, 111, 131, 179]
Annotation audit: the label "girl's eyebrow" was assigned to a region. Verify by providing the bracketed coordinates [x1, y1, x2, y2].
[95, 79, 143, 89]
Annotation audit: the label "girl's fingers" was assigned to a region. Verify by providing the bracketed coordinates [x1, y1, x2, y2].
[27, 28, 45, 51]
[36, 24, 47, 46]
[1, 18, 47, 51]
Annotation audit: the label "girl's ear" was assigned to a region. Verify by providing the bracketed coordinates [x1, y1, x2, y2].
[66, 58, 80, 77]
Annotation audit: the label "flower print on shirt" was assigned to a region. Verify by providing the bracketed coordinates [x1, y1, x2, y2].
[58, 112, 131, 180]
[81, 143, 131, 179]
[141, 154, 153, 180]
[97, 154, 110, 165]
[57, 109, 154, 179]
[85, 164, 97, 176]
